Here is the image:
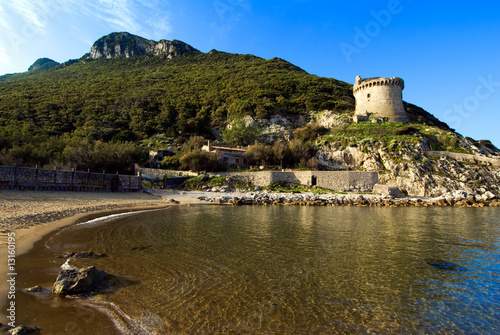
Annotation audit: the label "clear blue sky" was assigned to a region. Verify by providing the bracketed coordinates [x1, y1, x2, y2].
[1, 0, 499, 146]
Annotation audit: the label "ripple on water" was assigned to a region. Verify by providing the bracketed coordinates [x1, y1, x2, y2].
[17, 206, 500, 334]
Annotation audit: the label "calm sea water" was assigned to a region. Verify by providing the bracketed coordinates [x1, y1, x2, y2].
[13, 206, 500, 334]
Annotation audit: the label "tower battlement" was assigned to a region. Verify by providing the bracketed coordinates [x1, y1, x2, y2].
[353, 76, 404, 94]
[353, 76, 408, 123]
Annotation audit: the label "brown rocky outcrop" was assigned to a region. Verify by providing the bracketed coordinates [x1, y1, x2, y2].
[53, 266, 107, 295]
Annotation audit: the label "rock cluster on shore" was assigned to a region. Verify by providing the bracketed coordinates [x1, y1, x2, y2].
[195, 189, 500, 208]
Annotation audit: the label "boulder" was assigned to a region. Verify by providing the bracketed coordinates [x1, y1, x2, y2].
[22, 285, 43, 293]
[53, 266, 107, 295]
[372, 184, 405, 198]
[483, 191, 496, 200]
[8, 325, 41, 335]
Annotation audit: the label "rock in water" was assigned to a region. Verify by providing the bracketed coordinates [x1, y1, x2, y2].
[426, 259, 464, 271]
[8, 325, 41, 335]
[56, 251, 106, 259]
[22, 285, 43, 293]
[53, 266, 107, 295]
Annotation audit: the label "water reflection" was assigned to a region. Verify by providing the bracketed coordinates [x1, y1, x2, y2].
[14, 206, 500, 334]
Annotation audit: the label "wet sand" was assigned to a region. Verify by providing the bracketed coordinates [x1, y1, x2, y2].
[0, 189, 210, 327]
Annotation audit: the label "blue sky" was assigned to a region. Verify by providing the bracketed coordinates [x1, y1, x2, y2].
[0, 0, 499, 146]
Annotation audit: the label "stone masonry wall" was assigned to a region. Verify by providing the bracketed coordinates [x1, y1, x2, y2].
[219, 171, 379, 192]
[0, 166, 141, 191]
[133, 165, 379, 192]
[313, 171, 379, 192]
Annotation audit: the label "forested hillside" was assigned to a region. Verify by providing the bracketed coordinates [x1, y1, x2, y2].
[0, 33, 455, 173]
[0, 47, 354, 171]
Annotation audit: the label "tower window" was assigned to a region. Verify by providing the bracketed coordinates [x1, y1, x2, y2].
[367, 93, 371, 99]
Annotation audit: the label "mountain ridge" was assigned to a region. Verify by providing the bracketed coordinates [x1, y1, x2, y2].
[87, 32, 200, 60]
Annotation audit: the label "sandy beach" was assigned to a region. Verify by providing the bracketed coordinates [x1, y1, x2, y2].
[0, 189, 212, 327]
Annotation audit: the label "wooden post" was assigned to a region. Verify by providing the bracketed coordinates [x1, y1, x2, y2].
[35, 165, 39, 191]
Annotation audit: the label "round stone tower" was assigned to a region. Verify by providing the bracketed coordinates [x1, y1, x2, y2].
[353, 76, 409, 123]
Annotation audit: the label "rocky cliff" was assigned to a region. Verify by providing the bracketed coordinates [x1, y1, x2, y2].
[88, 32, 200, 60]
[316, 127, 500, 198]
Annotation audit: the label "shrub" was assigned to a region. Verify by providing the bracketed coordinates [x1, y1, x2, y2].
[222, 118, 260, 146]
[179, 150, 220, 172]
[293, 123, 327, 142]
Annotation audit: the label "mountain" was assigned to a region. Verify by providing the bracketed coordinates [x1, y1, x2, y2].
[0, 32, 498, 197]
[0, 58, 61, 82]
[0, 32, 357, 142]
[88, 32, 200, 60]
[28, 58, 60, 72]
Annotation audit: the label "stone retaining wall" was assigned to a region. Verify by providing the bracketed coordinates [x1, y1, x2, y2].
[424, 151, 500, 167]
[0, 166, 141, 191]
[133, 165, 379, 192]
[218, 171, 379, 192]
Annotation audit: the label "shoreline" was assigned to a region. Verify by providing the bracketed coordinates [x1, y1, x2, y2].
[0, 188, 499, 330]
[160, 189, 500, 208]
[0, 190, 500, 323]
[0, 189, 210, 327]
[1, 189, 498, 333]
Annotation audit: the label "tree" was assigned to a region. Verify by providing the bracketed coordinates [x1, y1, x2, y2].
[245, 142, 274, 166]
[222, 118, 260, 146]
[179, 150, 220, 172]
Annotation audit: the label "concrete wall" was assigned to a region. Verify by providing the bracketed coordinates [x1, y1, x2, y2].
[218, 170, 379, 192]
[0, 166, 141, 191]
[134, 164, 198, 180]
[313, 171, 379, 192]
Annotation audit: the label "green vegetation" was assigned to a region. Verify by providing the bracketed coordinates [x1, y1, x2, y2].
[318, 121, 471, 154]
[419, 127, 471, 153]
[179, 174, 251, 190]
[323, 122, 418, 142]
[264, 181, 332, 194]
[0, 52, 353, 139]
[0, 35, 465, 172]
[28, 58, 60, 72]
[156, 135, 222, 172]
[244, 124, 322, 169]
[222, 118, 261, 146]
[404, 102, 452, 131]
[180, 175, 227, 190]
[0, 50, 353, 171]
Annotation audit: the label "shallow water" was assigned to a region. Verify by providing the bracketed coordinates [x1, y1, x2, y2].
[11, 206, 500, 334]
